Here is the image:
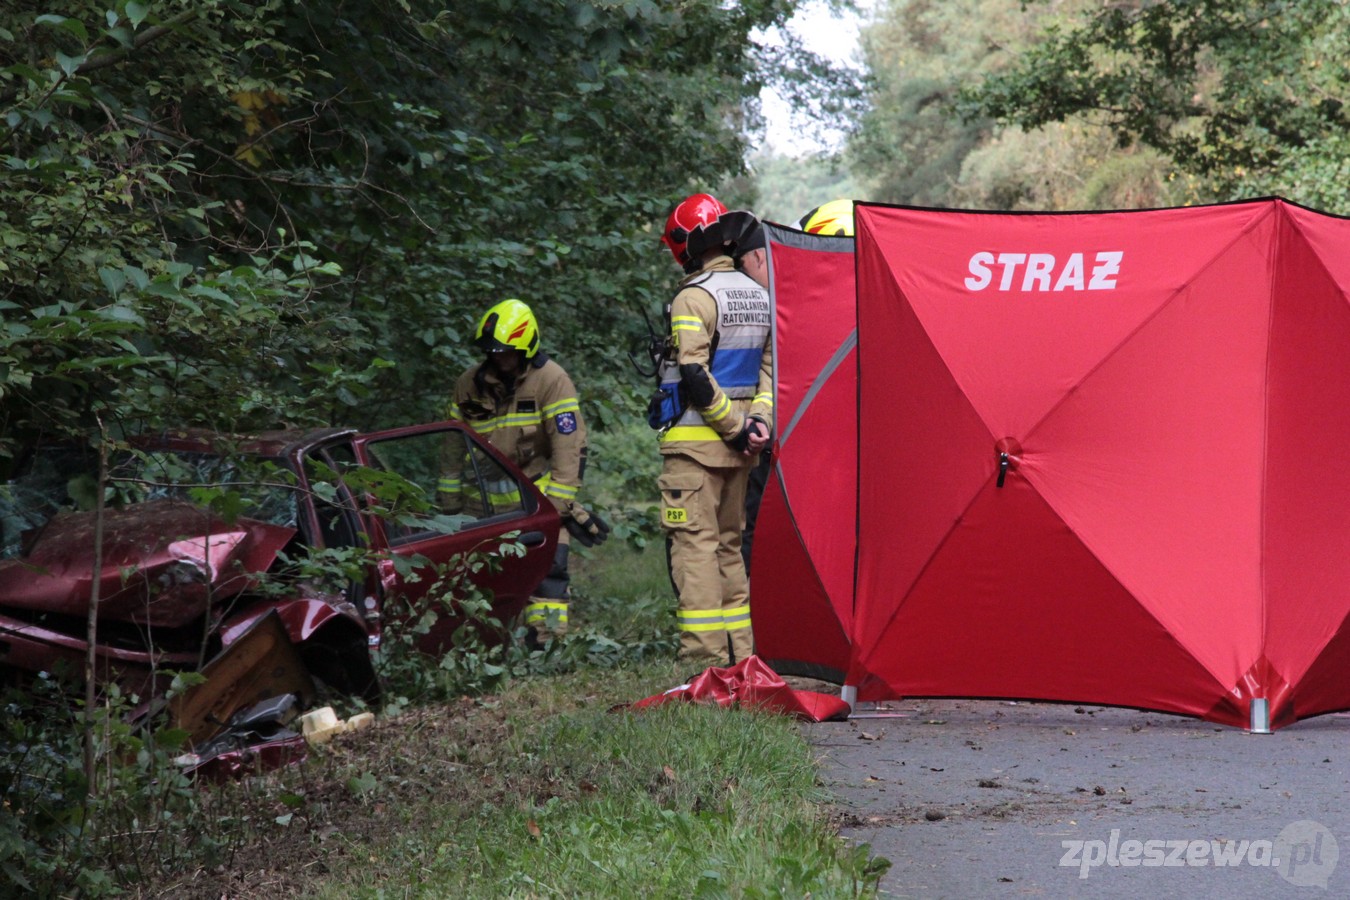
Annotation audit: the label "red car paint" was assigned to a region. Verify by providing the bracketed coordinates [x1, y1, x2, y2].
[0, 422, 560, 702]
[0, 500, 294, 626]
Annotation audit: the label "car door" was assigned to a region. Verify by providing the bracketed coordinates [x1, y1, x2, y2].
[346, 422, 560, 651]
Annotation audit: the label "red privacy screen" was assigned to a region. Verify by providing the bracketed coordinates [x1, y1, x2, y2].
[757, 198, 1350, 729]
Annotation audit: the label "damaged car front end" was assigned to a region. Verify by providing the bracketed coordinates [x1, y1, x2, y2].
[0, 449, 378, 707]
[0, 423, 559, 771]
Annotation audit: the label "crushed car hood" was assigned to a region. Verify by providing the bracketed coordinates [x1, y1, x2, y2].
[0, 500, 296, 628]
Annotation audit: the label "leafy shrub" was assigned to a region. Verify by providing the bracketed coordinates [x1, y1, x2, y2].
[583, 419, 663, 550]
[0, 676, 208, 898]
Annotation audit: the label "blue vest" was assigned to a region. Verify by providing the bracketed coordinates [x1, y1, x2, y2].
[650, 268, 770, 432]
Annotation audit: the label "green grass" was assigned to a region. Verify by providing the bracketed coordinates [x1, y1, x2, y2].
[129, 537, 888, 898]
[569, 539, 676, 650]
[299, 534, 886, 896]
[301, 668, 887, 898]
[573, 539, 673, 604]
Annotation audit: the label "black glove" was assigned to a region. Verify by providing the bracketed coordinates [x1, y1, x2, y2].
[564, 502, 611, 547]
[727, 415, 768, 453]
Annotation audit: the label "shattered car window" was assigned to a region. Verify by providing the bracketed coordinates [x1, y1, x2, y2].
[116, 451, 300, 528]
[364, 429, 529, 543]
[0, 448, 299, 561]
[0, 446, 102, 560]
[0, 454, 78, 560]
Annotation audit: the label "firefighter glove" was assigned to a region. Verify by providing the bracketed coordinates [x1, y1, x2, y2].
[728, 415, 769, 453]
[565, 502, 611, 547]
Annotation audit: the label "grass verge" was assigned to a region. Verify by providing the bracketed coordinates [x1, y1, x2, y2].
[13, 542, 889, 897]
[152, 659, 887, 898]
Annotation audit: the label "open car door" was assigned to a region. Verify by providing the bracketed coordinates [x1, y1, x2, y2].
[347, 422, 560, 652]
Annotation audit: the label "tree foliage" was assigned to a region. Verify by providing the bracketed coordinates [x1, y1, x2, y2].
[848, 0, 1179, 210]
[848, 0, 1013, 205]
[967, 0, 1350, 211]
[1, 0, 854, 476]
[748, 149, 863, 225]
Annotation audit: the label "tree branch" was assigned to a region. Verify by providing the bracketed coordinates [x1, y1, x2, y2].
[76, 9, 203, 77]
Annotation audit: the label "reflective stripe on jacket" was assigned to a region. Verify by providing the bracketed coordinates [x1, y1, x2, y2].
[445, 355, 587, 511]
[660, 255, 774, 467]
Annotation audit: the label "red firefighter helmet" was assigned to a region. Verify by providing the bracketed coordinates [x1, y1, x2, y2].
[662, 193, 729, 272]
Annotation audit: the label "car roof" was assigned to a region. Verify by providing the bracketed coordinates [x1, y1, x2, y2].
[134, 427, 357, 459]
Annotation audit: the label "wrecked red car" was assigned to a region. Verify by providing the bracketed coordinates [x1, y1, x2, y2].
[0, 422, 561, 713]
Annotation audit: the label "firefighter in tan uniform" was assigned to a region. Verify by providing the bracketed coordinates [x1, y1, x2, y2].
[656, 194, 773, 667]
[439, 299, 608, 642]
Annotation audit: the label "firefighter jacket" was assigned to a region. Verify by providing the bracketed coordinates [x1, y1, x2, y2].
[440, 353, 587, 513]
[659, 255, 774, 468]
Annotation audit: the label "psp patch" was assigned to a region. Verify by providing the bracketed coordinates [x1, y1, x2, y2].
[555, 411, 578, 434]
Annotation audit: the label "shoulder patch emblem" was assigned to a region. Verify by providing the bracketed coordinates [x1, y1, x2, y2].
[555, 411, 578, 435]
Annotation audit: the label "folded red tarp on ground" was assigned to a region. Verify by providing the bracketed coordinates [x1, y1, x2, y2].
[629, 655, 850, 722]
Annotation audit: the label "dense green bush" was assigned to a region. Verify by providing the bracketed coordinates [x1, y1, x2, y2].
[1, 1, 856, 469]
[1, 676, 206, 897]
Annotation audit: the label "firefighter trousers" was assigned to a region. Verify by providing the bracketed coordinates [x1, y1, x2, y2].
[525, 533, 570, 641]
[659, 453, 754, 667]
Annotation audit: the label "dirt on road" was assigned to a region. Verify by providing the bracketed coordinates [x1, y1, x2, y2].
[807, 697, 1350, 898]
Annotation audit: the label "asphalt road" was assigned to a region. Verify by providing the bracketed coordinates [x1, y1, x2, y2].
[808, 697, 1350, 898]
